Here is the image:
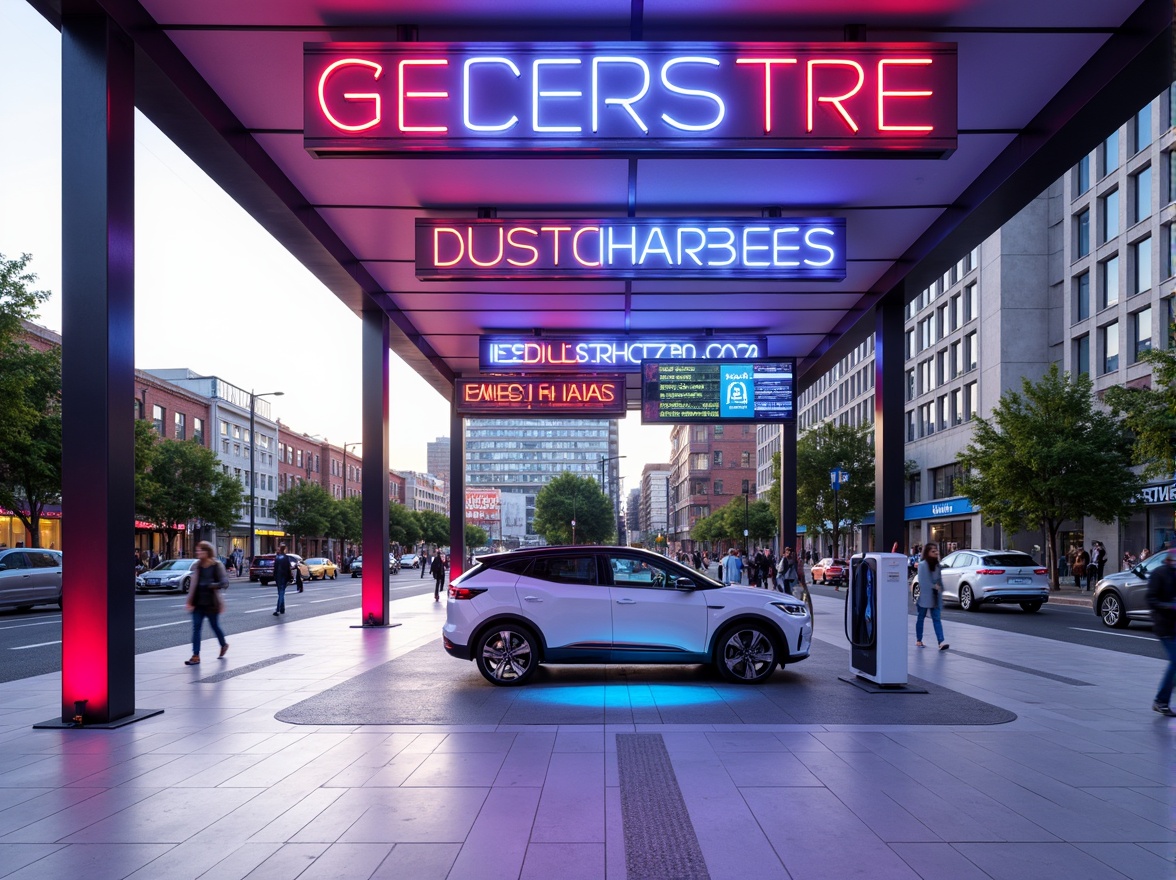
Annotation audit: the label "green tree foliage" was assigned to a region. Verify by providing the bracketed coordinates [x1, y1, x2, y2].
[957, 364, 1142, 588]
[532, 472, 614, 545]
[336, 494, 363, 546]
[465, 523, 489, 548]
[272, 481, 336, 554]
[1104, 341, 1176, 479]
[796, 422, 875, 555]
[138, 437, 243, 556]
[416, 510, 450, 547]
[388, 501, 421, 546]
[691, 496, 776, 547]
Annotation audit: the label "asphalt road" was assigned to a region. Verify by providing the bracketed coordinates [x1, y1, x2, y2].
[0, 566, 439, 683]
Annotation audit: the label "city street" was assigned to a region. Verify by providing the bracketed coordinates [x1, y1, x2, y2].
[0, 567, 437, 683]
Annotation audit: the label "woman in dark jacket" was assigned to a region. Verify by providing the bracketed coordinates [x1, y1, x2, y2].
[915, 544, 948, 651]
[430, 551, 447, 602]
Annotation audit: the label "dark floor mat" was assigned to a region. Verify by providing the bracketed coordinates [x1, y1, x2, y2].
[276, 639, 1016, 726]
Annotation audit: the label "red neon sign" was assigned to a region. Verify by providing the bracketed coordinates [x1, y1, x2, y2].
[456, 376, 627, 416]
[305, 42, 957, 157]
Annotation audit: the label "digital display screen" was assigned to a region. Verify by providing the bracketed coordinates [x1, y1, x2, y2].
[641, 359, 794, 423]
[416, 217, 845, 280]
[480, 335, 767, 373]
[305, 42, 957, 157]
[456, 376, 627, 416]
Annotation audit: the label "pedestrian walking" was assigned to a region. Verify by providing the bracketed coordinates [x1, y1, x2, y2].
[1086, 541, 1104, 592]
[431, 549, 447, 601]
[1071, 544, 1088, 590]
[184, 541, 229, 665]
[721, 547, 742, 586]
[272, 543, 294, 616]
[915, 544, 949, 651]
[779, 546, 798, 595]
[692, 549, 702, 571]
[1147, 548, 1176, 716]
[420, 550, 428, 578]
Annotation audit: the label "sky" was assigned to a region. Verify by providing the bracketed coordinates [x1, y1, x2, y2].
[0, 0, 670, 494]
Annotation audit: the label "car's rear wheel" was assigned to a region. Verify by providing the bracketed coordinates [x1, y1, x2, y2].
[1019, 601, 1042, 613]
[715, 623, 779, 683]
[180, 576, 190, 593]
[475, 624, 539, 686]
[959, 584, 979, 611]
[1099, 592, 1129, 628]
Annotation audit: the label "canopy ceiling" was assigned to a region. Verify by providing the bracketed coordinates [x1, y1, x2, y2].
[28, 0, 1174, 400]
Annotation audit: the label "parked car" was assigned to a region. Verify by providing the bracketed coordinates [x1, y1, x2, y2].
[0, 547, 62, 610]
[303, 557, 338, 580]
[910, 549, 1049, 612]
[443, 545, 811, 686]
[350, 556, 362, 578]
[249, 553, 310, 586]
[136, 557, 199, 594]
[811, 558, 848, 585]
[1093, 552, 1164, 628]
[399, 553, 419, 569]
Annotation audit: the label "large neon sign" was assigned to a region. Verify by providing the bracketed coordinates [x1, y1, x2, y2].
[416, 217, 845, 280]
[305, 42, 957, 157]
[456, 376, 627, 415]
[480, 336, 767, 373]
[641, 359, 795, 423]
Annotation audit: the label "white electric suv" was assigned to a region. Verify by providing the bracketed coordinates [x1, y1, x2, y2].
[443, 546, 812, 686]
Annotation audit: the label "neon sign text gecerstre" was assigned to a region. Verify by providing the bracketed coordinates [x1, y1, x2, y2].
[480, 336, 767, 373]
[305, 42, 957, 157]
[416, 217, 845, 280]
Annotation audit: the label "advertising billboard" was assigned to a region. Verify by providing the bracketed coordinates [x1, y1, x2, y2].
[641, 359, 794, 423]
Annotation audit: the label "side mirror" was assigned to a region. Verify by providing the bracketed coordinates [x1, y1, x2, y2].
[674, 577, 697, 591]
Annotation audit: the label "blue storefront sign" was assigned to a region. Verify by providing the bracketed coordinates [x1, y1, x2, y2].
[904, 497, 976, 520]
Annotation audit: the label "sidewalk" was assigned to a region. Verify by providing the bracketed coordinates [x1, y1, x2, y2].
[0, 591, 1170, 879]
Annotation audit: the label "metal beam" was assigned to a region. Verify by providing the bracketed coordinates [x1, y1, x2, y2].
[360, 305, 390, 625]
[448, 402, 466, 581]
[874, 292, 906, 555]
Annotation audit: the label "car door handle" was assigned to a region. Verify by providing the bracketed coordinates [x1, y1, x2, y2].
[616, 598, 637, 604]
[523, 596, 543, 603]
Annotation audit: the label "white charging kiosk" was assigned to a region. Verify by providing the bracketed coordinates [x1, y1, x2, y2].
[845, 552, 909, 686]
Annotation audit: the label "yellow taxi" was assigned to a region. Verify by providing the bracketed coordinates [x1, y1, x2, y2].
[303, 557, 338, 580]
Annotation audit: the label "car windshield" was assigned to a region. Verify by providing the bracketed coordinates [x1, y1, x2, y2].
[982, 553, 1037, 566]
[154, 559, 196, 571]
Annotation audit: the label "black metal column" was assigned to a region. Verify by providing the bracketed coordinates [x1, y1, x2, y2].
[874, 293, 906, 554]
[360, 305, 390, 625]
[57, 9, 137, 726]
[448, 399, 466, 578]
[779, 420, 797, 555]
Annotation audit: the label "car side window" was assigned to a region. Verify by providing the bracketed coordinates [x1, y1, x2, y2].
[609, 555, 672, 589]
[0, 551, 27, 570]
[939, 553, 957, 568]
[27, 552, 59, 569]
[529, 555, 597, 586]
[1141, 554, 1167, 575]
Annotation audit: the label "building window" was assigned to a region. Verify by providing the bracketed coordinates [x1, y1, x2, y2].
[1131, 237, 1152, 295]
[232, 425, 241, 440]
[1133, 102, 1152, 153]
[133, 398, 143, 420]
[741, 451, 750, 468]
[951, 341, 963, 378]
[741, 479, 750, 494]
[713, 425, 723, 436]
[691, 453, 707, 470]
[691, 426, 706, 442]
[937, 350, 948, 386]
[220, 420, 228, 436]
[713, 451, 723, 467]
[918, 358, 933, 394]
[193, 418, 204, 446]
[1167, 225, 1176, 279]
[965, 282, 978, 321]
[1075, 334, 1090, 376]
[931, 463, 964, 499]
[1075, 154, 1090, 194]
[905, 369, 915, 401]
[1099, 190, 1119, 243]
[906, 410, 916, 442]
[1100, 255, 1119, 308]
[1102, 321, 1120, 373]
[221, 439, 229, 454]
[314, 454, 320, 473]
[1074, 272, 1090, 321]
[949, 294, 961, 331]
[966, 382, 978, 420]
[1132, 165, 1152, 223]
[951, 388, 963, 426]
[937, 395, 948, 431]
[1134, 307, 1153, 360]
[907, 473, 921, 504]
[233, 443, 241, 456]
[918, 402, 933, 437]
[713, 480, 723, 495]
[1100, 131, 1119, 177]
[174, 412, 186, 440]
[152, 404, 165, 436]
[964, 332, 977, 371]
[1169, 151, 1176, 205]
[1076, 208, 1090, 257]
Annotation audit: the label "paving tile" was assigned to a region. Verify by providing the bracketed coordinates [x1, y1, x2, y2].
[63, 786, 260, 844]
[530, 752, 605, 843]
[0, 843, 66, 879]
[1075, 842, 1176, 880]
[604, 785, 627, 880]
[433, 732, 516, 753]
[368, 843, 460, 879]
[293, 842, 393, 880]
[1, 843, 172, 880]
[954, 842, 1142, 880]
[335, 788, 489, 843]
[240, 843, 330, 880]
[520, 843, 605, 880]
[0, 786, 162, 843]
[889, 842, 995, 879]
[493, 732, 555, 787]
[447, 787, 539, 878]
[248, 788, 347, 843]
[717, 751, 825, 787]
[401, 751, 508, 788]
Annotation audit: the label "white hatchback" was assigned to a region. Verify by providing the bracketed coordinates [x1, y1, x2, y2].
[443, 546, 812, 686]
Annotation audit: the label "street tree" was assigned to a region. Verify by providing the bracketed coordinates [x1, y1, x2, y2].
[416, 510, 450, 548]
[335, 494, 362, 552]
[1104, 342, 1176, 479]
[795, 422, 874, 556]
[957, 364, 1142, 588]
[138, 438, 243, 557]
[532, 472, 613, 544]
[465, 523, 489, 548]
[0, 345, 62, 546]
[693, 496, 776, 549]
[388, 501, 421, 547]
[272, 481, 335, 555]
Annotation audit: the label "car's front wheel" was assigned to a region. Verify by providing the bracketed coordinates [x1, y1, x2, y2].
[715, 622, 779, 683]
[475, 624, 539, 686]
[959, 584, 979, 611]
[1099, 592, 1129, 628]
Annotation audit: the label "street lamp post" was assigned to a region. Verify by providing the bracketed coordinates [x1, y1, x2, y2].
[829, 467, 849, 556]
[600, 454, 626, 541]
[743, 492, 750, 557]
[249, 390, 284, 564]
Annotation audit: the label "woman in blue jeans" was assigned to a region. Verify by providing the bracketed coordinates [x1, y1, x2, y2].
[916, 544, 949, 651]
[184, 541, 229, 665]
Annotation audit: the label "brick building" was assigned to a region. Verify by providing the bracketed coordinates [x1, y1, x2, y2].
[667, 424, 757, 554]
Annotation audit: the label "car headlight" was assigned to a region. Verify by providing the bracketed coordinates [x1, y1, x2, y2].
[771, 601, 809, 616]
[135, 578, 143, 586]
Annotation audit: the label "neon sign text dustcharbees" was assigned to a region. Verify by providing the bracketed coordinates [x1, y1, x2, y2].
[480, 336, 767, 373]
[416, 217, 845, 280]
[305, 42, 957, 157]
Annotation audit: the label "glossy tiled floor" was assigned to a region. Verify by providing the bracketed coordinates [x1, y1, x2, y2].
[0, 593, 1171, 879]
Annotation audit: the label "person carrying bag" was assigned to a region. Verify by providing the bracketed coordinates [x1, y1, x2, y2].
[184, 541, 229, 665]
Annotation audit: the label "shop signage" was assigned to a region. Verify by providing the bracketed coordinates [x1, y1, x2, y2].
[415, 217, 845, 280]
[465, 489, 502, 525]
[641, 359, 794, 423]
[481, 335, 766, 373]
[133, 520, 185, 531]
[456, 376, 627, 415]
[903, 497, 976, 520]
[305, 42, 957, 157]
[1140, 481, 1176, 505]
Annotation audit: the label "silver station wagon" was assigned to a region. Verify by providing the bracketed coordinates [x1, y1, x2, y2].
[0, 547, 63, 611]
[911, 549, 1050, 613]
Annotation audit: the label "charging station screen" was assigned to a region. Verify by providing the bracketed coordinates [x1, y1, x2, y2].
[641, 359, 794, 423]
